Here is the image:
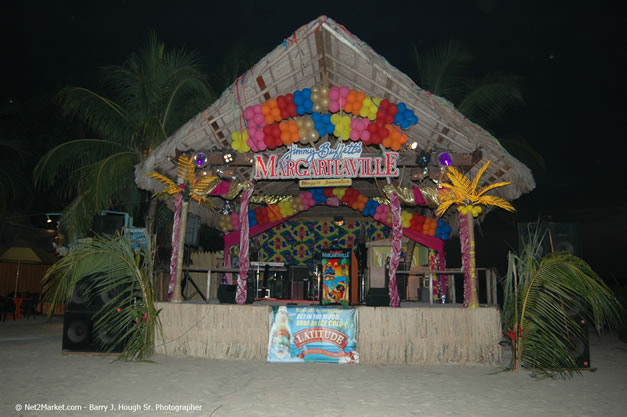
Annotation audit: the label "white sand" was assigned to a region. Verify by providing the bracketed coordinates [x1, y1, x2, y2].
[2, 316, 626, 417]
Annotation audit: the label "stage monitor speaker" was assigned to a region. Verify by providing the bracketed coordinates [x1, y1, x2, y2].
[67, 275, 125, 313]
[366, 288, 390, 306]
[62, 311, 124, 353]
[217, 284, 253, 304]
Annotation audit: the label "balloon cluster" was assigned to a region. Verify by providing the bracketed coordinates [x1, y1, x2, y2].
[293, 88, 313, 115]
[458, 204, 483, 218]
[231, 130, 250, 152]
[331, 114, 352, 140]
[310, 86, 330, 113]
[279, 120, 300, 146]
[237, 85, 419, 153]
[217, 187, 451, 241]
[328, 86, 351, 112]
[312, 112, 334, 136]
[394, 103, 419, 129]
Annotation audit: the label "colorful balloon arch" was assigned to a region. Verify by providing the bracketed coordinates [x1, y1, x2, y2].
[232, 85, 419, 153]
[217, 187, 452, 241]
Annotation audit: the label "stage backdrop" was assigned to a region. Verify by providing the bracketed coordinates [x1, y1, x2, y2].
[230, 219, 400, 268]
[267, 306, 358, 363]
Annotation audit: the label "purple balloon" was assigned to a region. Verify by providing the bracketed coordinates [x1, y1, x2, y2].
[439, 152, 452, 166]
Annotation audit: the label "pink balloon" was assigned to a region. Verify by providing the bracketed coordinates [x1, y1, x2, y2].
[329, 87, 340, 100]
[361, 130, 371, 141]
[253, 130, 264, 142]
[350, 130, 360, 141]
[340, 86, 350, 97]
[247, 137, 259, 152]
[329, 101, 340, 113]
[244, 107, 254, 120]
[254, 113, 265, 125]
[256, 140, 267, 151]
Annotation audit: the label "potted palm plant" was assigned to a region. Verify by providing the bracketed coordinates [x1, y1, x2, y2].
[502, 222, 623, 377]
[42, 232, 162, 360]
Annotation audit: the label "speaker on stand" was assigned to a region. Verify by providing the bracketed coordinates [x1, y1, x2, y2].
[365, 288, 390, 306]
[288, 265, 309, 300]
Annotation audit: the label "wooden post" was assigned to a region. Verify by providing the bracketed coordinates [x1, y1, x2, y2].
[171, 200, 189, 302]
[466, 211, 480, 308]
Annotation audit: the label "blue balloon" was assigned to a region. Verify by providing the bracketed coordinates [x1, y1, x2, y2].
[293, 94, 303, 105]
[302, 88, 311, 98]
[397, 102, 407, 112]
[400, 121, 410, 130]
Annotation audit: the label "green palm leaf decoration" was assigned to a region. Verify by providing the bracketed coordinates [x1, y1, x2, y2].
[34, 33, 213, 240]
[503, 224, 623, 377]
[42, 232, 162, 361]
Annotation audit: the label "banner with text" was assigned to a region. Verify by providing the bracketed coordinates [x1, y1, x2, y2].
[267, 305, 358, 363]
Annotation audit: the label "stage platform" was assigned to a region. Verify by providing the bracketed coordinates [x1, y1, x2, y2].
[155, 300, 503, 366]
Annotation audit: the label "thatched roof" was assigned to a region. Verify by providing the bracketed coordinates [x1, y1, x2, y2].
[135, 16, 534, 227]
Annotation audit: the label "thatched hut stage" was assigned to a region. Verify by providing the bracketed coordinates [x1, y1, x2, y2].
[155, 302, 502, 366]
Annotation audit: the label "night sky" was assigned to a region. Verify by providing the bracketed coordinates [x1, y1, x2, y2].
[2, 1, 626, 278]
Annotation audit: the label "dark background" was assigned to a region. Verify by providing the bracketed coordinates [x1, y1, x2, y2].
[1, 0, 625, 282]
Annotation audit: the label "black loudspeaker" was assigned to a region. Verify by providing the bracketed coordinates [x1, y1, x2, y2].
[185, 214, 201, 247]
[366, 288, 390, 306]
[217, 284, 253, 304]
[62, 311, 124, 353]
[288, 265, 309, 281]
[92, 213, 126, 236]
[566, 313, 590, 368]
[63, 274, 128, 353]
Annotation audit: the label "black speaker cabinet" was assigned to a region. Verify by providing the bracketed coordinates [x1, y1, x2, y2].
[217, 284, 253, 304]
[366, 288, 390, 306]
[288, 265, 309, 281]
[567, 314, 590, 368]
[62, 311, 124, 353]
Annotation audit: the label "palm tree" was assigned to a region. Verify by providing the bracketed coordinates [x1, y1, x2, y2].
[502, 223, 623, 377]
[33, 33, 213, 241]
[147, 154, 218, 301]
[436, 161, 515, 307]
[42, 232, 161, 360]
[413, 40, 524, 130]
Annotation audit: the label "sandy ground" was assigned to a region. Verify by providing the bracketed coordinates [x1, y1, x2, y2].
[1, 316, 626, 417]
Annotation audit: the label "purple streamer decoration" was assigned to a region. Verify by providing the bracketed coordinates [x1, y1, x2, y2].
[236, 186, 254, 304]
[168, 193, 183, 300]
[388, 192, 402, 307]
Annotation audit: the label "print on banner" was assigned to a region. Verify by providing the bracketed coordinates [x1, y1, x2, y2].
[267, 306, 358, 363]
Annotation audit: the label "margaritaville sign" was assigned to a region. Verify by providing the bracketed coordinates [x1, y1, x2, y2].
[253, 142, 399, 185]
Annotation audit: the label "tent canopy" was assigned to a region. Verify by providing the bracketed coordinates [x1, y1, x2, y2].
[135, 16, 535, 229]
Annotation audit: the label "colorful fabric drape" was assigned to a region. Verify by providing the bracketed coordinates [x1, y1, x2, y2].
[388, 192, 402, 307]
[168, 193, 183, 300]
[459, 211, 471, 307]
[236, 186, 254, 304]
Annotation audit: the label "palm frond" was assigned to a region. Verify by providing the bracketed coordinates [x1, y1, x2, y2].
[445, 166, 472, 194]
[177, 155, 195, 183]
[42, 233, 162, 360]
[147, 172, 178, 190]
[469, 161, 491, 194]
[503, 223, 623, 377]
[477, 181, 512, 197]
[477, 195, 515, 211]
[457, 74, 524, 128]
[435, 200, 456, 217]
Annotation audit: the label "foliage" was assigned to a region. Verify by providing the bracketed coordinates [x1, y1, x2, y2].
[436, 161, 515, 217]
[33, 33, 213, 240]
[502, 223, 623, 377]
[413, 40, 524, 129]
[42, 232, 162, 361]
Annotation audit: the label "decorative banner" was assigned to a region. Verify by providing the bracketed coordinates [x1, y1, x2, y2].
[320, 249, 351, 305]
[267, 306, 358, 363]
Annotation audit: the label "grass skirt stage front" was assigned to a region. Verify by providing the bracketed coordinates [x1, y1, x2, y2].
[155, 301, 503, 366]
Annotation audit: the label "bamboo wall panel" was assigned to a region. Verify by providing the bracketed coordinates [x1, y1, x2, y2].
[155, 302, 270, 360]
[155, 303, 502, 365]
[358, 306, 502, 365]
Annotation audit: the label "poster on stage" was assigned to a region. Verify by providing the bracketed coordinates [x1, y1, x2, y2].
[320, 249, 351, 305]
[267, 306, 359, 363]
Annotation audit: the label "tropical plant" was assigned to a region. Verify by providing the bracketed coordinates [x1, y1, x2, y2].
[33, 33, 213, 241]
[436, 160, 515, 307]
[502, 223, 623, 377]
[42, 232, 162, 360]
[413, 40, 524, 130]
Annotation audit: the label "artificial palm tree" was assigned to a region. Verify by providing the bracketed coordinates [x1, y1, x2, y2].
[33, 33, 213, 241]
[436, 161, 515, 307]
[502, 223, 623, 377]
[147, 154, 218, 301]
[42, 232, 161, 360]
